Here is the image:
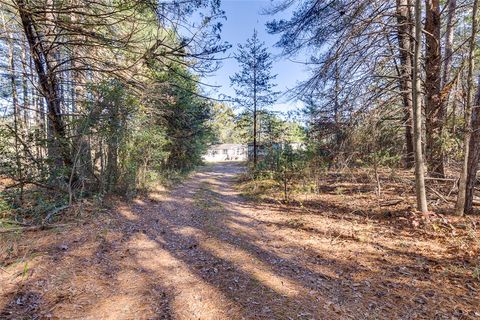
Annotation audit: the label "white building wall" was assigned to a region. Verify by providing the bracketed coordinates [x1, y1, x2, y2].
[203, 144, 248, 162]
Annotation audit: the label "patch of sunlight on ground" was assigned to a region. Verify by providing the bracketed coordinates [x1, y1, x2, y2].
[117, 206, 139, 221]
[201, 238, 302, 297]
[176, 226, 202, 237]
[127, 233, 239, 319]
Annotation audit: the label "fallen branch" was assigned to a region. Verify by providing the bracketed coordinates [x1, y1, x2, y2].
[0, 219, 30, 227]
[0, 266, 10, 274]
[0, 224, 70, 234]
[424, 177, 457, 182]
[427, 186, 448, 203]
[447, 178, 459, 197]
[379, 199, 402, 207]
[422, 187, 480, 207]
[42, 205, 70, 225]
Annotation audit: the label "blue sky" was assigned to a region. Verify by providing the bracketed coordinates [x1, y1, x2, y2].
[202, 0, 309, 114]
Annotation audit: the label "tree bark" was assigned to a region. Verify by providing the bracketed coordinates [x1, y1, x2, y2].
[396, 0, 415, 168]
[3, 11, 24, 201]
[413, 0, 429, 212]
[253, 31, 258, 168]
[442, 0, 457, 88]
[21, 41, 29, 130]
[455, 0, 478, 215]
[424, 0, 445, 177]
[464, 75, 480, 214]
[16, 0, 73, 177]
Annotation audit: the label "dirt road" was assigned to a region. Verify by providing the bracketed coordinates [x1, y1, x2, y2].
[1, 162, 478, 319]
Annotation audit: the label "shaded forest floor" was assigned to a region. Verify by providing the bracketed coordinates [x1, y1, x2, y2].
[1, 162, 479, 319]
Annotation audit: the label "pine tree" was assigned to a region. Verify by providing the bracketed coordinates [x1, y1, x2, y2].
[230, 29, 278, 167]
[413, 0, 428, 212]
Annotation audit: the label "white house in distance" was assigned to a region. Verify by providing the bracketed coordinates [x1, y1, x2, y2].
[203, 144, 248, 162]
[203, 142, 305, 162]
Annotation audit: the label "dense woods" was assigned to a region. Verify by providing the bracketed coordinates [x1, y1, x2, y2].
[257, 0, 480, 214]
[4, 0, 480, 216]
[0, 0, 226, 214]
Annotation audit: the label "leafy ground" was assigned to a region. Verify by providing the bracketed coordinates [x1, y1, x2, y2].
[0, 162, 479, 319]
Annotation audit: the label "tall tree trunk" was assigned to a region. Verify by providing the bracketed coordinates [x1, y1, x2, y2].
[253, 98, 258, 167]
[424, 0, 445, 177]
[443, 0, 457, 140]
[21, 42, 29, 130]
[465, 78, 480, 214]
[413, 0, 429, 212]
[16, 0, 73, 178]
[4, 12, 24, 201]
[396, 0, 415, 168]
[455, 0, 478, 215]
[70, 42, 94, 184]
[442, 0, 457, 88]
[253, 38, 258, 168]
[105, 103, 120, 193]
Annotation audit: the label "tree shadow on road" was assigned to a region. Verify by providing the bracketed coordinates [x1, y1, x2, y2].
[1, 163, 478, 319]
